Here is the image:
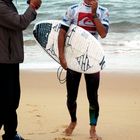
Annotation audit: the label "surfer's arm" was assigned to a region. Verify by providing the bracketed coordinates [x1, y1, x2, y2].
[92, 18, 108, 38]
[90, 1, 109, 38]
[58, 27, 68, 70]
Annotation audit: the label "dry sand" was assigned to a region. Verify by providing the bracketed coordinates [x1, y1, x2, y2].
[0, 69, 140, 140]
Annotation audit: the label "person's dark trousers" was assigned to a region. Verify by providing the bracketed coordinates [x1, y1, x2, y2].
[0, 64, 20, 140]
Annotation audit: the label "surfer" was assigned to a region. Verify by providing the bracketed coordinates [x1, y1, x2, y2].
[0, 0, 41, 139]
[58, 0, 109, 139]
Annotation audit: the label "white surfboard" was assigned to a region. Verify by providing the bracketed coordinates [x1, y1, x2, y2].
[33, 20, 105, 73]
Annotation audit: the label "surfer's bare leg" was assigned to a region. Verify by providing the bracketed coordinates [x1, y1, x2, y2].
[64, 122, 77, 136]
[90, 125, 100, 140]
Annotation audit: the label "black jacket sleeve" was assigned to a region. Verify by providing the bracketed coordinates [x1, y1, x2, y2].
[0, 1, 37, 31]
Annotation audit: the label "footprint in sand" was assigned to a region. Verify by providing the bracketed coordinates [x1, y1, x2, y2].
[51, 129, 59, 133]
[54, 138, 72, 140]
[61, 125, 68, 128]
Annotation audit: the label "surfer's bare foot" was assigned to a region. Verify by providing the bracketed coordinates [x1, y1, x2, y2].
[64, 122, 77, 136]
[90, 126, 101, 140]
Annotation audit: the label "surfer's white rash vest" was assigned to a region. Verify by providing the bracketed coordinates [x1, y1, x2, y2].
[61, 1, 109, 39]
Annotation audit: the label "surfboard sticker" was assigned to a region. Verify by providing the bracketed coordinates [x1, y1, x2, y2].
[33, 20, 105, 73]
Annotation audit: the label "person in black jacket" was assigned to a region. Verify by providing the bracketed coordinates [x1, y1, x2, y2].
[0, 0, 41, 140]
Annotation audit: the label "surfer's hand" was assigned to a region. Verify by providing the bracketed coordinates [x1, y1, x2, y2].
[59, 57, 67, 70]
[90, 0, 98, 15]
[30, 0, 42, 10]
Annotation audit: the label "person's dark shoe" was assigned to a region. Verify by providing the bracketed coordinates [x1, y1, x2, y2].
[2, 133, 24, 140]
[13, 134, 24, 140]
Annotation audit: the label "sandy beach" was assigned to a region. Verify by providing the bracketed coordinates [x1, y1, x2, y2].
[0, 69, 140, 140]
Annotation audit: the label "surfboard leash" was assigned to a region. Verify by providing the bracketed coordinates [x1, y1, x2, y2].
[57, 66, 66, 84]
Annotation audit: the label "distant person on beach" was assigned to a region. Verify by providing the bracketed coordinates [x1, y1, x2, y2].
[58, 0, 109, 139]
[0, 0, 41, 140]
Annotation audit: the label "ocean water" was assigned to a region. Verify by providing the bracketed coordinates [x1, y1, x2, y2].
[16, 0, 140, 71]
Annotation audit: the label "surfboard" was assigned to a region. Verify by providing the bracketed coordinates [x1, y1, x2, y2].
[33, 20, 105, 73]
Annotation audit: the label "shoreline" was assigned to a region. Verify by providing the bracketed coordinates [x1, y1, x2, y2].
[20, 67, 140, 74]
